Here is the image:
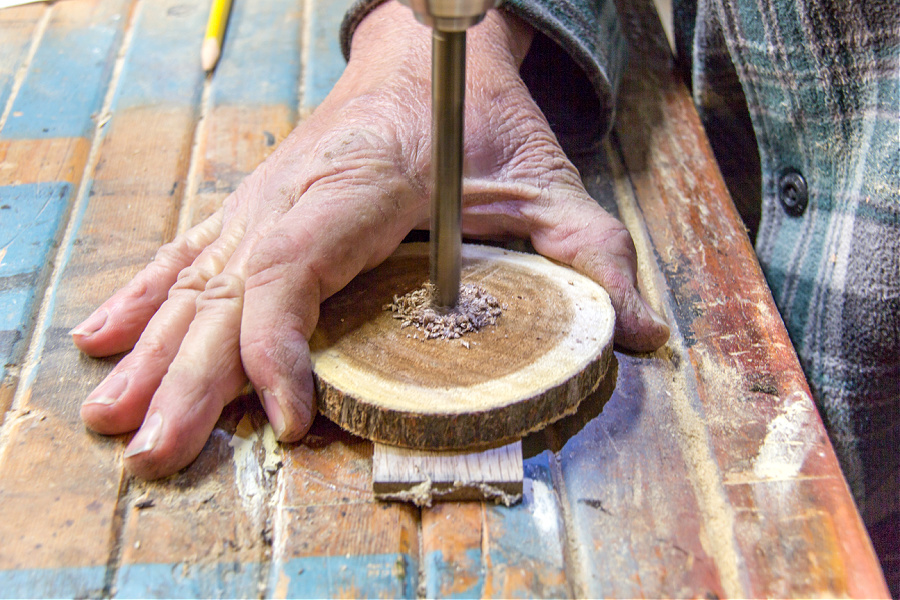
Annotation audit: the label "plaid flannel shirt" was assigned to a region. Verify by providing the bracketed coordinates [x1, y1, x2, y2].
[341, 0, 899, 590]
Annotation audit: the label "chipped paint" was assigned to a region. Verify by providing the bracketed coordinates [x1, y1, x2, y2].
[530, 478, 562, 552]
[228, 414, 280, 522]
[753, 392, 817, 481]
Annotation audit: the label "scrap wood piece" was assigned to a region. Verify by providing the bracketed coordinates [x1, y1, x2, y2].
[373, 441, 523, 506]
[310, 243, 616, 450]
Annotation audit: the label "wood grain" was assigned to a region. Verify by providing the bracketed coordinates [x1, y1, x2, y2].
[311, 243, 615, 449]
[0, 1, 134, 596]
[0, 2, 45, 114]
[607, 0, 889, 595]
[0, 0, 888, 596]
[373, 441, 523, 504]
[419, 452, 570, 598]
[0, 0, 126, 428]
[108, 1, 299, 595]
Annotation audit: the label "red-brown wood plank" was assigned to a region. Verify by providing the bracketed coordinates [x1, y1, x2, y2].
[609, 0, 889, 595]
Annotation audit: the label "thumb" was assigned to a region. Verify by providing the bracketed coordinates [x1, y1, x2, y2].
[530, 197, 669, 352]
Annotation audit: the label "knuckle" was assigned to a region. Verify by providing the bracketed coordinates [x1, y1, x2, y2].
[135, 336, 175, 364]
[602, 224, 638, 256]
[198, 272, 245, 303]
[170, 264, 216, 295]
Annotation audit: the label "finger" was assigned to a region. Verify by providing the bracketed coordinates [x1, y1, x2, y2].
[81, 215, 248, 435]
[240, 247, 318, 444]
[71, 210, 225, 356]
[122, 272, 248, 479]
[237, 181, 417, 441]
[529, 195, 670, 352]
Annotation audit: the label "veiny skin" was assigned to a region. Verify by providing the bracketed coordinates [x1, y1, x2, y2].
[72, 1, 669, 480]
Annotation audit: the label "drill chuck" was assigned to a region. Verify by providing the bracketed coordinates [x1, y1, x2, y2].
[399, 0, 497, 31]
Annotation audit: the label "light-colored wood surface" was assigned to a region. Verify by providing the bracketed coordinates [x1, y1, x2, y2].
[373, 441, 523, 504]
[311, 243, 615, 449]
[0, 0, 889, 597]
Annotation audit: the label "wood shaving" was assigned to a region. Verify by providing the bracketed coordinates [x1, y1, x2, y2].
[384, 282, 502, 339]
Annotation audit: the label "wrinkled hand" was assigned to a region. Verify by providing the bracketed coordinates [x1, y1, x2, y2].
[72, 1, 668, 479]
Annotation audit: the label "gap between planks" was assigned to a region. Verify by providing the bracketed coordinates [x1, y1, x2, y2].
[178, 71, 213, 235]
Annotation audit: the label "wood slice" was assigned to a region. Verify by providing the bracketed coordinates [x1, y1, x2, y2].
[309, 243, 615, 450]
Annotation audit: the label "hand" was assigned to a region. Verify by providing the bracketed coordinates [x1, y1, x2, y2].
[72, 1, 668, 479]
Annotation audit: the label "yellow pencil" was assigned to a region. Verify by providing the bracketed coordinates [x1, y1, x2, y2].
[201, 0, 233, 72]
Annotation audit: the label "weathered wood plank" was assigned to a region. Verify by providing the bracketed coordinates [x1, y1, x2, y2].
[300, 0, 354, 115]
[184, 0, 302, 228]
[373, 441, 523, 504]
[263, 4, 425, 594]
[0, 2, 45, 115]
[419, 452, 569, 598]
[0, 0, 129, 426]
[272, 416, 422, 598]
[0, 2, 132, 595]
[278, 416, 373, 505]
[112, 1, 304, 596]
[1, 0, 126, 141]
[0, 0, 210, 596]
[608, 0, 889, 596]
[552, 351, 727, 598]
[267, 502, 420, 598]
[115, 400, 274, 598]
[541, 145, 730, 598]
[87, 1, 274, 597]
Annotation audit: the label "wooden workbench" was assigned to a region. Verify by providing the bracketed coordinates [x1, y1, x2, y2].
[0, 0, 889, 597]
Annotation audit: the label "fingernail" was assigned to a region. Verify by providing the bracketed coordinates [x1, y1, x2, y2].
[644, 301, 671, 346]
[70, 309, 108, 337]
[649, 307, 668, 330]
[84, 372, 128, 406]
[124, 412, 162, 458]
[262, 389, 286, 439]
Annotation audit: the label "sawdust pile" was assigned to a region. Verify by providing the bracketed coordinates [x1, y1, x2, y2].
[384, 282, 503, 339]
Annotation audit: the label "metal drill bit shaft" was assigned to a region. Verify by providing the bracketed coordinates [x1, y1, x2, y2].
[430, 28, 466, 309]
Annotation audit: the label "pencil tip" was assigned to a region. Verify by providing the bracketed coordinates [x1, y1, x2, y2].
[201, 37, 220, 72]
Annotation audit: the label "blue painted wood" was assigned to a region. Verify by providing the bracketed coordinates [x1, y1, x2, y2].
[422, 452, 569, 599]
[211, 0, 302, 107]
[269, 554, 418, 599]
[301, 0, 355, 111]
[0, 5, 45, 116]
[552, 354, 724, 597]
[0, 566, 107, 599]
[424, 548, 482, 599]
[110, 0, 207, 110]
[0, 182, 71, 384]
[116, 561, 264, 599]
[1, 2, 129, 140]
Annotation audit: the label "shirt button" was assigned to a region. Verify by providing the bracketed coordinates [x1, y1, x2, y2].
[778, 169, 808, 216]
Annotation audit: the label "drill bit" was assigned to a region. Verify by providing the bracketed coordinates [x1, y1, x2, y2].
[398, 0, 496, 308]
[430, 29, 465, 308]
